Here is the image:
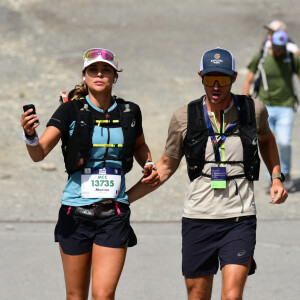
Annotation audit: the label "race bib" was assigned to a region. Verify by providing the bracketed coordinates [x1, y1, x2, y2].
[81, 167, 121, 199]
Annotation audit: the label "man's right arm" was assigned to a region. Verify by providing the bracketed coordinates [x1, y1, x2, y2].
[127, 106, 185, 203]
[127, 154, 181, 204]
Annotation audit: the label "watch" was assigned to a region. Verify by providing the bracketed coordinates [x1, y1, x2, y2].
[271, 172, 285, 182]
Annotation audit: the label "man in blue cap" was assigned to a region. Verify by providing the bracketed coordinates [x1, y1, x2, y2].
[243, 30, 300, 192]
[128, 48, 288, 299]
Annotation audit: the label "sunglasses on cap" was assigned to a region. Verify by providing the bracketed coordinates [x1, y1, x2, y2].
[83, 48, 118, 69]
[202, 75, 233, 87]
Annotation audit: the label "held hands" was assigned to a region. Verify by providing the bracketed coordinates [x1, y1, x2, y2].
[21, 106, 39, 137]
[141, 161, 160, 187]
[269, 179, 288, 204]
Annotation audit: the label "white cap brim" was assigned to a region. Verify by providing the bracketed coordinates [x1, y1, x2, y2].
[83, 57, 119, 71]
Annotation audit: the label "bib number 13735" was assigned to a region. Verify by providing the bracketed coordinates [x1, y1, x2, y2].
[81, 167, 121, 199]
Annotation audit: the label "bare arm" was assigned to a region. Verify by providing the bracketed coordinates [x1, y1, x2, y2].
[242, 71, 255, 96]
[134, 133, 152, 167]
[133, 133, 160, 183]
[21, 109, 62, 161]
[258, 131, 288, 204]
[127, 153, 181, 204]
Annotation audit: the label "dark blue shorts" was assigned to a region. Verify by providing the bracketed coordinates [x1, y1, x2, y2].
[55, 203, 137, 255]
[182, 216, 257, 278]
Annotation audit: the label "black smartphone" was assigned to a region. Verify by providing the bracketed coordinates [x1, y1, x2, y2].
[23, 104, 39, 124]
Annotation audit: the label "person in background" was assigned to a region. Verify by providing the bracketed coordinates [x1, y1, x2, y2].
[261, 20, 300, 55]
[21, 48, 158, 300]
[243, 31, 300, 191]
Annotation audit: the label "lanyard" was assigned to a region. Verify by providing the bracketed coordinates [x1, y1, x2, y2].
[203, 95, 240, 162]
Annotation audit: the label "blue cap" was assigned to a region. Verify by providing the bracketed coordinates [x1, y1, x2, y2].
[200, 48, 235, 76]
[272, 30, 288, 46]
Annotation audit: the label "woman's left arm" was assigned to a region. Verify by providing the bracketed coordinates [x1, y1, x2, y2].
[134, 133, 152, 167]
[133, 133, 160, 185]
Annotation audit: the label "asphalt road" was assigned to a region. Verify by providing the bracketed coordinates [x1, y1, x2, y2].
[1, 220, 299, 300]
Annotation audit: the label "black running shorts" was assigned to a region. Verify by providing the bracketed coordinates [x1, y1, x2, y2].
[182, 216, 257, 278]
[55, 204, 137, 255]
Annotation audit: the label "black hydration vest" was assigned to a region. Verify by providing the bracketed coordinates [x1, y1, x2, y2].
[183, 94, 260, 182]
[61, 96, 138, 175]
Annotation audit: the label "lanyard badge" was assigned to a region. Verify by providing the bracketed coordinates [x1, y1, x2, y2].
[211, 167, 226, 188]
